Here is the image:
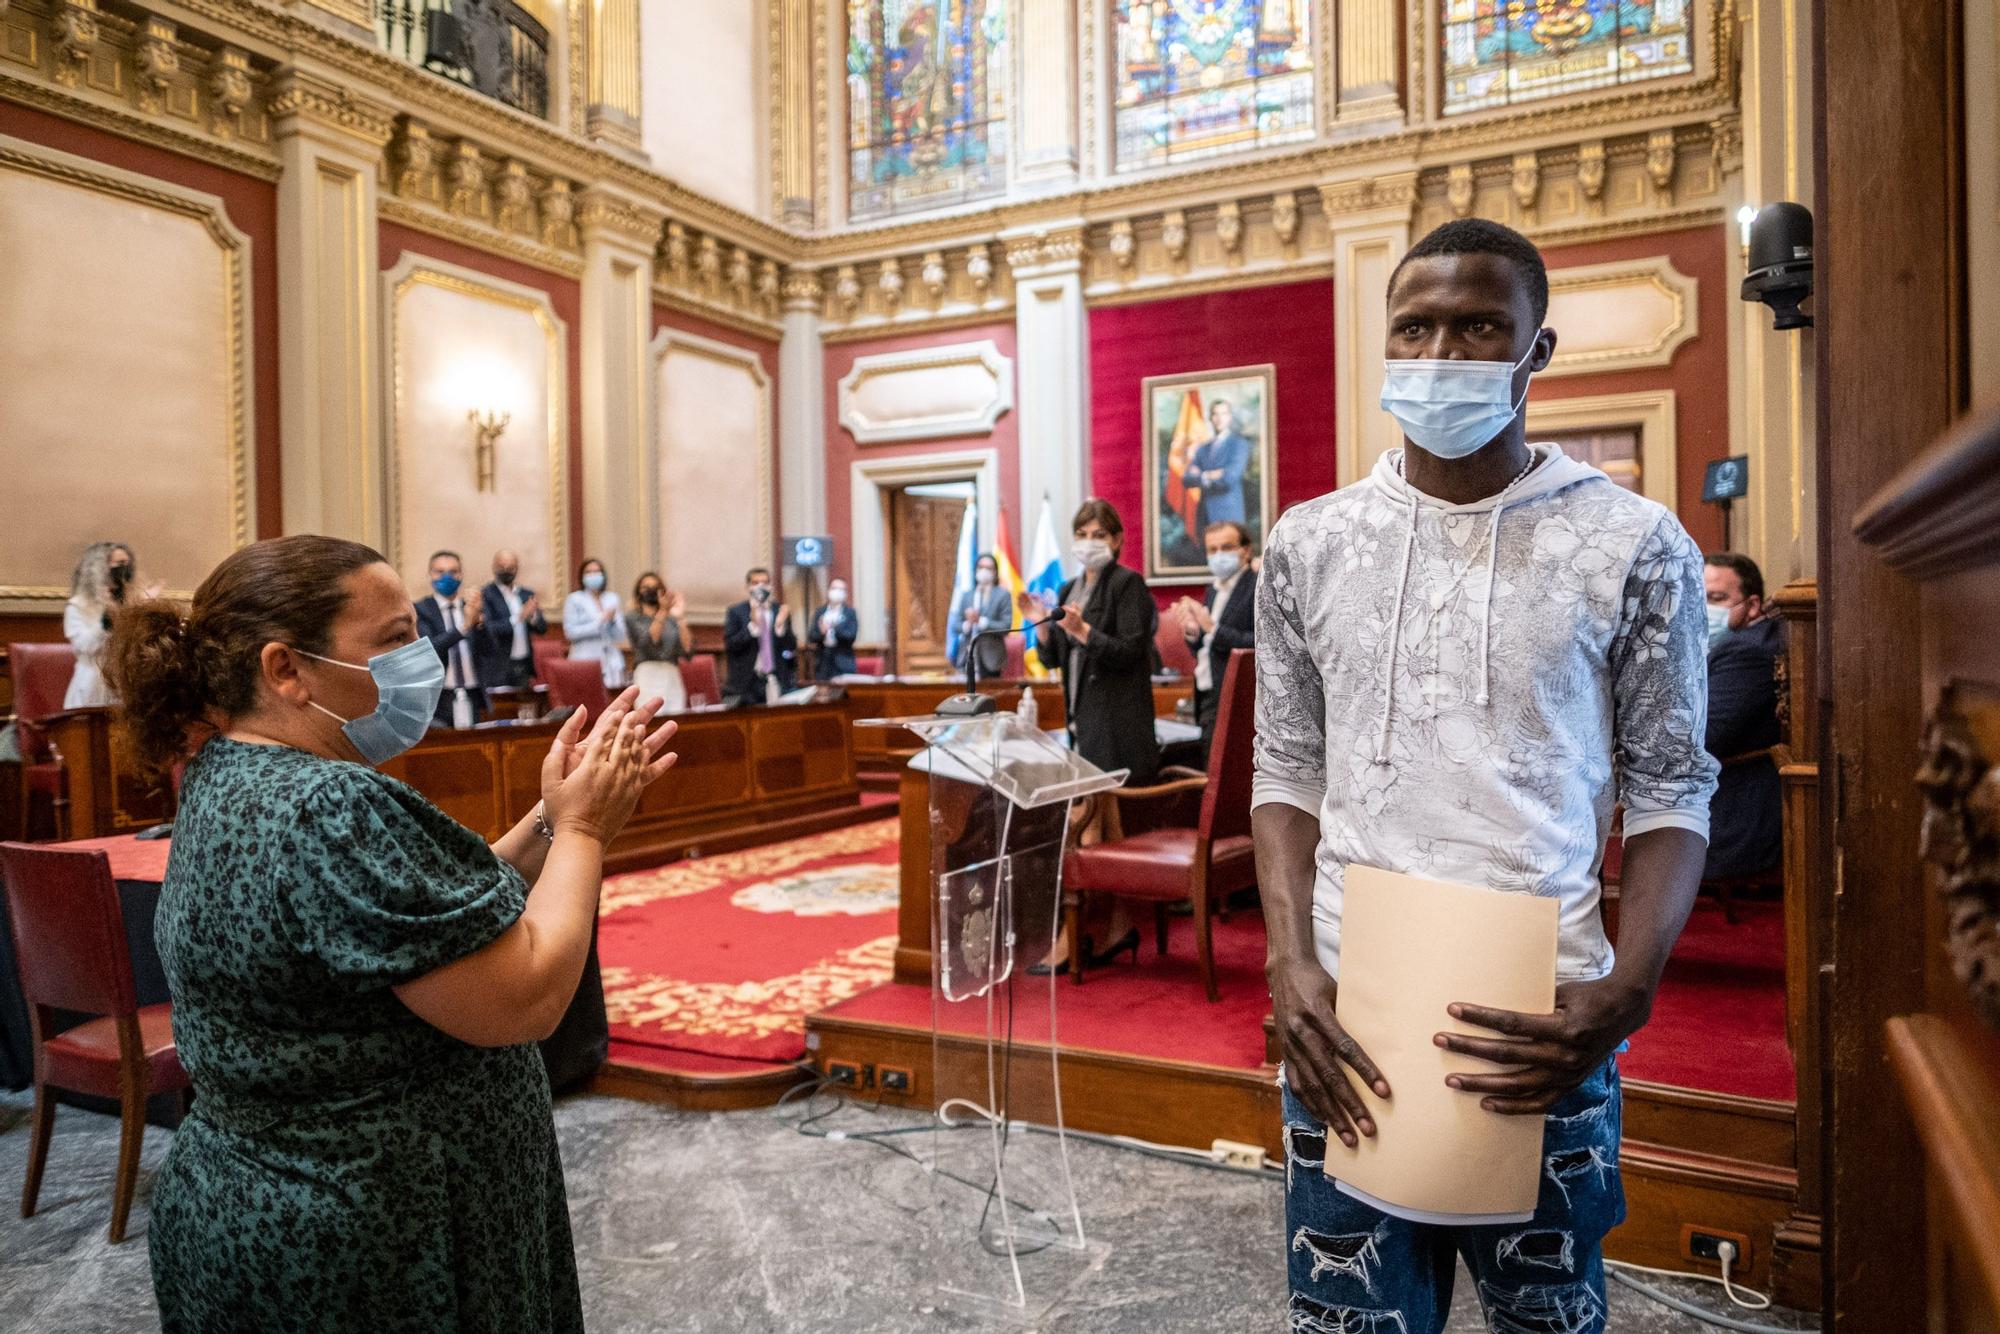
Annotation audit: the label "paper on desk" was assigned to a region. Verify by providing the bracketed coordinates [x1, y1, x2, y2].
[1324, 864, 1559, 1225]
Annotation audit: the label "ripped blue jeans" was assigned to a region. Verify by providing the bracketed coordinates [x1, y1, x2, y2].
[1281, 1057, 1624, 1334]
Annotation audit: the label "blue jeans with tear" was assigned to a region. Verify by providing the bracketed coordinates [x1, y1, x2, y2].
[1280, 1057, 1625, 1333]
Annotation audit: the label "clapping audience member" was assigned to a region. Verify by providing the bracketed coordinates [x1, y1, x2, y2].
[563, 557, 629, 688]
[808, 577, 860, 678]
[414, 549, 484, 727]
[723, 567, 797, 705]
[479, 549, 548, 688]
[626, 572, 692, 711]
[1171, 521, 1257, 764]
[1702, 552, 1785, 881]
[951, 554, 1013, 681]
[64, 540, 149, 708]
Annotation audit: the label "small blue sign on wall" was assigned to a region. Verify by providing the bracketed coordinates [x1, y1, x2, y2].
[1702, 455, 1751, 504]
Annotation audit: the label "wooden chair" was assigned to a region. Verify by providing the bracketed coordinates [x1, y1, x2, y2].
[8, 643, 76, 841]
[0, 842, 189, 1242]
[1154, 615, 1197, 676]
[543, 658, 611, 718]
[851, 654, 886, 677]
[679, 654, 720, 705]
[1061, 648, 1257, 1001]
[529, 636, 567, 684]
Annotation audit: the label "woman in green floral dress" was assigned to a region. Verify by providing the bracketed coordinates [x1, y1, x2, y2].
[111, 535, 679, 1332]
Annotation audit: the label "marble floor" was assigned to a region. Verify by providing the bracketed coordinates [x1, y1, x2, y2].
[0, 1086, 1818, 1332]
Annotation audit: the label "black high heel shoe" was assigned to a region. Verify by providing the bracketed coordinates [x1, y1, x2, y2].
[1084, 928, 1142, 969]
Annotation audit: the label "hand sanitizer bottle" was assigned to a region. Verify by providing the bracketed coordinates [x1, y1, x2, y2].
[1016, 686, 1039, 731]
[452, 687, 474, 730]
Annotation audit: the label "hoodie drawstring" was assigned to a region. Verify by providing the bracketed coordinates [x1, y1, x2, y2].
[1373, 491, 1419, 765]
[1475, 492, 1511, 707]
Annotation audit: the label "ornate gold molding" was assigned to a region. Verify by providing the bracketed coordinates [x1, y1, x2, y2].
[384, 258, 570, 591]
[575, 185, 666, 247]
[383, 112, 585, 267]
[0, 133, 254, 601]
[266, 66, 395, 146]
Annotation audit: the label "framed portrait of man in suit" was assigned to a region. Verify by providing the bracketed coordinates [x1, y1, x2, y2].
[1141, 364, 1277, 580]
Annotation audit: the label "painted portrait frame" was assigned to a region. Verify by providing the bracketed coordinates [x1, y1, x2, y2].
[1140, 363, 1278, 582]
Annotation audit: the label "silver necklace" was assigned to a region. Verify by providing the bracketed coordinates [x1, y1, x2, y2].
[1396, 447, 1540, 495]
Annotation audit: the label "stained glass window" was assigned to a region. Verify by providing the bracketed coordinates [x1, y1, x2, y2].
[1441, 0, 1693, 115]
[1112, 1, 1316, 173]
[846, 1, 1010, 221]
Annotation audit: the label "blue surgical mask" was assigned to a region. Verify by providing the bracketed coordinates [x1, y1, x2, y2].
[431, 573, 461, 598]
[582, 571, 606, 593]
[298, 638, 445, 765]
[1706, 603, 1733, 647]
[1380, 342, 1538, 459]
[1207, 550, 1242, 582]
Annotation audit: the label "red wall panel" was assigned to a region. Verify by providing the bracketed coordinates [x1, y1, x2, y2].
[1538, 224, 1734, 551]
[379, 222, 584, 557]
[1, 100, 282, 537]
[1087, 280, 1338, 601]
[821, 322, 1020, 584]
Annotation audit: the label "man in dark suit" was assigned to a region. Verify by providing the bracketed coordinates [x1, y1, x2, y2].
[413, 548, 485, 727]
[1702, 552, 1784, 880]
[807, 576, 860, 678]
[1183, 398, 1253, 532]
[1171, 521, 1257, 764]
[950, 554, 1014, 681]
[722, 566, 797, 705]
[476, 548, 548, 688]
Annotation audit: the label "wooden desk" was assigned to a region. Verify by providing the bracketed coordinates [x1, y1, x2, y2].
[840, 676, 1192, 782]
[379, 701, 859, 868]
[40, 708, 174, 839]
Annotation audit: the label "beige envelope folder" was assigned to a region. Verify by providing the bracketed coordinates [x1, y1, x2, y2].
[1324, 864, 1560, 1224]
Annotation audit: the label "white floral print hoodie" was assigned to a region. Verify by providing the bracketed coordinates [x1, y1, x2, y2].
[1252, 443, 1718, 982]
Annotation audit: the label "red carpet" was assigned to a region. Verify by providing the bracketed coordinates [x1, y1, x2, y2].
[597, 819, 902, 1067]
[820, 908, 1274, 1071]
[1621, 898, 1794, 1101]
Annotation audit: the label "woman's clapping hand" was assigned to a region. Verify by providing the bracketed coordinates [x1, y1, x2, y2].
[540, 688, 679, 844]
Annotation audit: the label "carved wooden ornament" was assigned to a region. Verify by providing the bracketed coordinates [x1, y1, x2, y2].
[1914, 696, 2000, 1028]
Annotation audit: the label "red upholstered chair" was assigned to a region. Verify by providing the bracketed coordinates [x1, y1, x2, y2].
[1154, 614, 1198, 676]
[1062, 648, 1257, 1002]
[8, 643, 78, 841]
[679, 654, 720, 705]
[0, 842, 190, 1243]
[1003, 638, 1027, 679]
[530, 636, 568, 684]
[544, 658, 611, 718]
[852, 654, 886, 677]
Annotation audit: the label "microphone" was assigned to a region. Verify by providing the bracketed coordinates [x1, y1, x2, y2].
[936, 611, 1060, 718]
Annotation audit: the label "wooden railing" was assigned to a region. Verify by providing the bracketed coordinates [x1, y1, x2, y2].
[373, 0, 550, 120]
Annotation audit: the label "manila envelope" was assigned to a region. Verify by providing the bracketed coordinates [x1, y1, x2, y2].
[1324, 864, 1559, 1224]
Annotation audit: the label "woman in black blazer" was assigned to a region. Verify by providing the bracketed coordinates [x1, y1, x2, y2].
[1033, 498, 1162, 785]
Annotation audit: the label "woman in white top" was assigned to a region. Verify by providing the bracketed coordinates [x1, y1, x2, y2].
[63, 541, 140, 708]
[562, 557, 629, 687]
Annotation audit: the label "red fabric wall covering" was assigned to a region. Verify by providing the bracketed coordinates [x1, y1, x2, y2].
[378, 222, 585, 556]
[821, 322, 1021, 585]
[1086, 281, 1338, 606]
[1, 99, 283, 537]
[650, 305, 783, 562]
[1537, 224, 1734, 552]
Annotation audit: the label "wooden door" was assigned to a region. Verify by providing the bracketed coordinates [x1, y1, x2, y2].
[1542, 426, 1641, 493]
[888, 490, 967, 676]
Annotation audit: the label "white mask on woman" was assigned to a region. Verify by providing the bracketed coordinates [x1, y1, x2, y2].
[1072, 539, 1113, 573]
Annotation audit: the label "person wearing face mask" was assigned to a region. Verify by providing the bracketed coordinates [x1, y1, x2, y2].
[414, 549, 486, 727]
[477, 549, 548, 689]
[562, 557, 630, 688]
[62, 540, 144, 708]
[722, 566, 797, 705]
[950, 554, 1013, 681]
[808, 577, 860, 679]
[1254, 219, 1717, 1334]
[1700, 552, 1784, 884]
[1170, 521, 1258, 765]
[625, 572, 692, 711]
[108, 534, 681, 1333]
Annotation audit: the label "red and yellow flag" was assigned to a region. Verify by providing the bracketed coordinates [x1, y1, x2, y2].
[1164, 388, 1214, 539]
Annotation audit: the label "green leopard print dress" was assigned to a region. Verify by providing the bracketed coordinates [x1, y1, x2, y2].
[148, 737, 583, 1333]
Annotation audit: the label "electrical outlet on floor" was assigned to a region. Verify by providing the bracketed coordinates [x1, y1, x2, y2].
[1211, 1139, 1266, 1169]
[1681, 1225, 1752, 1267]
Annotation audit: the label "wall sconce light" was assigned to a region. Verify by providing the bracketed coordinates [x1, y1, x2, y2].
[470, 407, 510, 491]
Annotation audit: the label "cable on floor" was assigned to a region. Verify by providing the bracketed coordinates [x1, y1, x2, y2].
[1608, 1245, 1812, 1334]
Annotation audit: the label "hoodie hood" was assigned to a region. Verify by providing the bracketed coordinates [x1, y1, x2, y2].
[1364, 443, 1617, 762]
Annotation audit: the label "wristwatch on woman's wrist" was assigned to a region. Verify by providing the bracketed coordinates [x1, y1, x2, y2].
[532, 802, 556, 844]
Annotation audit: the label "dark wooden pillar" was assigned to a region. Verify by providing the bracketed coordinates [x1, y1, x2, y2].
[1814, 0, 1965, 1324]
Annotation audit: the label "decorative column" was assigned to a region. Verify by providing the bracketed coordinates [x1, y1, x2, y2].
[1334, 0, 1404, 123]
[1014, 0, 1080, 186]
[773, 0, 817, 225]
[1321, 174, 1419, 486]
[1004, 224, 1090, 534]
[778, 267, 828, 547]
[577, 189, 662, 582]
[586, 0, 644, 153]
[269, 69, 396, 543]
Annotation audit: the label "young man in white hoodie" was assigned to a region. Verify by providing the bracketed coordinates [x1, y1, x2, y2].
[1252, 218, 1718, 1333]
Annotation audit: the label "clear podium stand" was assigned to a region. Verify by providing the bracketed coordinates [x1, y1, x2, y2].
[855, 709, 1126, 1319]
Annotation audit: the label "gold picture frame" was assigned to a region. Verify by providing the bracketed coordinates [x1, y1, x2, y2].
[1141, 363, 1277, 581]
